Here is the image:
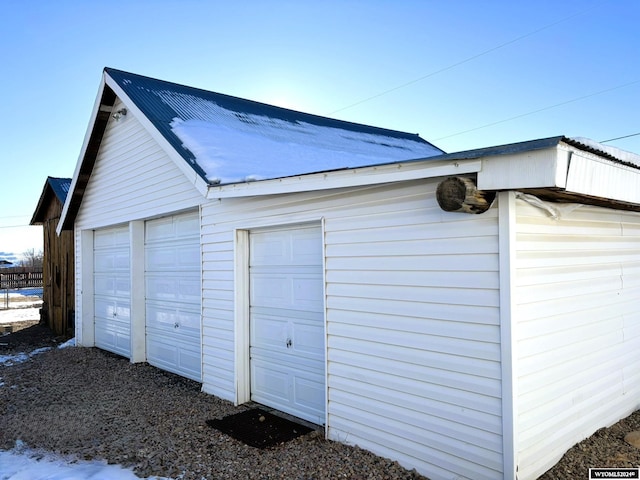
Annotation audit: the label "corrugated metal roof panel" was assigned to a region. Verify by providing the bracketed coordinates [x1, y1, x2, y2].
[30, 176, 72, 225]
[48, 177, 71, 203]
[104, 68, 444, 185]
[431, 136, 640, 170]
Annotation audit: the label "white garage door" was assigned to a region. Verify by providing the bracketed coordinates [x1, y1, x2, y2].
[94, 226, 131, 357]
[249, 224, 325, 424]
[145, 212, 201, 382]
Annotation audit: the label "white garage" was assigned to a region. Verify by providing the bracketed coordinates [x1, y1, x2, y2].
[62, 69, 640, 479]
[249, 224, 325, 424]
[93, 226, 131, 357]
[145, 212, 202, 381]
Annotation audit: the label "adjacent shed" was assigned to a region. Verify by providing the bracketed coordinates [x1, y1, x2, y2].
[58, 68, 640, 480]
[31, 176, 74, 336]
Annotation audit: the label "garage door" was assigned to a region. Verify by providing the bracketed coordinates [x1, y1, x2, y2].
[94, 226, 131, 357]
[145, 212, 201, 382]
[249, 224, 325, 424]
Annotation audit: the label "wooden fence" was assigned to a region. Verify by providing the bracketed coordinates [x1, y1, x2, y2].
[0, 267, 44, 289]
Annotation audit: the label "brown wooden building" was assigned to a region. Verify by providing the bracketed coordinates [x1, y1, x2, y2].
[30, 176, 74, 336]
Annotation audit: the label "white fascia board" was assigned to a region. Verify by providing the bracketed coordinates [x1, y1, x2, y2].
[206, 158, 482, 199]
[566, 150, 640, 204]
[57, 75, 109, 236]
[103, 73, 209, 198]
[477, 146, 565, 191]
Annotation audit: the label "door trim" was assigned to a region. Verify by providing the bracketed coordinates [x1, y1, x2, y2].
[234, 228, 250, 404]
[234, 220, 327, 424]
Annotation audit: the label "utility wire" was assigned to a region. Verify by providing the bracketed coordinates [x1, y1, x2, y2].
[432, 79, 640, 142]
[600, 132, 640, 143]
[328, 2, 605, 115]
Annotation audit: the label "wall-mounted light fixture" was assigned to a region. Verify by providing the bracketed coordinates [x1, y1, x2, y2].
[112, 108, 127, 121]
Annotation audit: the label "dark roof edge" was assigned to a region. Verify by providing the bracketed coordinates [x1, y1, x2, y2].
[59, 78, 117, 231]
[425, 135, 640, 170]
[562, 137, 640, 169]
[104, 67, 445, 155]
[423, 136, 566, 163]
[30, 176, 71, 225]
[47, 176, 72, 203]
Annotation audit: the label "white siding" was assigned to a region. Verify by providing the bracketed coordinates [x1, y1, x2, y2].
[75, 99, 203, 230]
[74, 98, 203, 351]
[514, 200, 640, 479]
[201, 179, 503, 480]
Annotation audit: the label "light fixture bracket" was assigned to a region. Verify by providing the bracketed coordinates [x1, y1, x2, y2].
[112, 108, 127, 120]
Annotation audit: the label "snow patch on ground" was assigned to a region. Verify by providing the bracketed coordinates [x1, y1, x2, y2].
[0, 441, 171, 480]
[0, 347, 52, 367]
[1, 343, 169, 479]
[0, 306, 41, 324]
[0, 337, 75, 367]
[57, 337, 75, 349]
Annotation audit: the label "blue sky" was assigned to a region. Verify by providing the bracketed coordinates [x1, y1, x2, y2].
[1, 0, 638, 259]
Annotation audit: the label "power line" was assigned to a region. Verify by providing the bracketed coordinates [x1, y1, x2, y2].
[329, 2, 606, 115]
[600, 132, 640, 143]
[432, 78, 640, 142]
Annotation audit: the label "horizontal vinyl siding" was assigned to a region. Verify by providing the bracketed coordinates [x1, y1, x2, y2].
[201, 229, 235, 398]
[201, 179, 503, 479]
[515, 200, 640, 480]
[325, 185, 502, 480]
[73, 98, 203, 358]
[75, 99, 203, 230]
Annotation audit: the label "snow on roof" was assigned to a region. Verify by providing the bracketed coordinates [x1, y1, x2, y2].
[569, 137, 640, 167]
[167, 98, 442, 184]
[106, 68, 444, 185]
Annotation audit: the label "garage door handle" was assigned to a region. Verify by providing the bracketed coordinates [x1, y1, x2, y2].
[286, 338, 292, 348]
[174, 322, 180, 329]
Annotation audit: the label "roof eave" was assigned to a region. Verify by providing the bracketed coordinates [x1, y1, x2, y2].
[58, 70, 210, 234]
[206, 157, 482, 199]
[58, 74, 116, 233]
[103, 71, 210, 197]
[30, 180, 53, 225]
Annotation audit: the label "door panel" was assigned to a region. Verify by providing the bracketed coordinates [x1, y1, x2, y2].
[145, 212, 201, 382]
[249, 224, 325, 424]
[94, 226, 131, 358]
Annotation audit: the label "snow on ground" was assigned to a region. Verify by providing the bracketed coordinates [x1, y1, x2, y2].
[0, 289, 43, 324]
[1, 341, 170, 480]
[0, 346, 52, 367]
[0, 441, 170, 480]
[0, 306, 41, 324]
[0, 338, 74, 371]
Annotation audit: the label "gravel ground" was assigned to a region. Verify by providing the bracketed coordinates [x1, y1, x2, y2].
[1, 325, 425, 480]
[2, 325, 640, 479]
[537, 416, 640, 480]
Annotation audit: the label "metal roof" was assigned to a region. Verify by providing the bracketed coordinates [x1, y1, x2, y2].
[423, 135, 640, 170]
[48, 177, 71, 203]
[30, 176, 72, 225]
[104, 68, 445, 184]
